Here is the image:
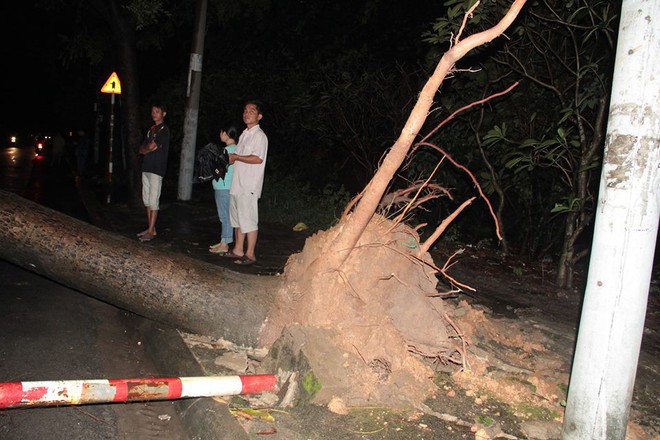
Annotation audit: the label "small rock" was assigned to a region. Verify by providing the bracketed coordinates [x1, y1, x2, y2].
[214, 352, 248, 373]
[246, 391, 279, 407]
[520, 421, 562, 440]
[327, 396, 348, 415]
[475, 428, 491, 439]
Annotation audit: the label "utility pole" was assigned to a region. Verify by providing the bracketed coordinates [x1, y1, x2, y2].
[178, 0, 208, 200]
[100, 72, 122, 204]
[561, 1, 660, 439]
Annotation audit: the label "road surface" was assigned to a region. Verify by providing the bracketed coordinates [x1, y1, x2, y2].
[0, 142, 189, 439]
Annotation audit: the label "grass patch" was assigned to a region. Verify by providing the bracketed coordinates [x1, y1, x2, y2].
[260, 171, 351, 231]
[476, 414, 495, 426]
[512, 402, 561, 421]
[301, 370, 322, 401]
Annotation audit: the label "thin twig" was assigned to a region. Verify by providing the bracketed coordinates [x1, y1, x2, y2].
[444, 313, 471, 371]
[455, 1, 481, 45]
[73, 407, 114, 427]
[389, 160, 443, 231]
[419, 197, 476, 255]
[378, 272, 409, 287]
[336, 270, 364, 302]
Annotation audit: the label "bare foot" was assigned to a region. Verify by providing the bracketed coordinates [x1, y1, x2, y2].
[139, 233, 156, 242]
[210, 243, 229, 254]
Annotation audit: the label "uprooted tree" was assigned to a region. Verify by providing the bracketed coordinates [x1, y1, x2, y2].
[0, 0, 530, 409]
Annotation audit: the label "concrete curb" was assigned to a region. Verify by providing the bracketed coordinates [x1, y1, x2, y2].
[78, 180, 248, 440]
[139, 321, 249, 440]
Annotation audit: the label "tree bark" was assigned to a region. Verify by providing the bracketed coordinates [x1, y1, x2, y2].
[0, 190, 273, 347]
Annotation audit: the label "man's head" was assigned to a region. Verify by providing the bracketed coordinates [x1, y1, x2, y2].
[151, 103, 167, 124]
[243, 101, 263, 129]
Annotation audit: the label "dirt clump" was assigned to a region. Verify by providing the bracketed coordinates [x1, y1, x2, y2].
[261, 214, 459, 407]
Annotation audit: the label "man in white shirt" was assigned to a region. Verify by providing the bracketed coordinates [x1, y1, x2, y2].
[226, 101, 268, 265]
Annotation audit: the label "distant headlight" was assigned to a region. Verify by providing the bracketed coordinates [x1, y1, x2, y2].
[10, 136, 17, 143]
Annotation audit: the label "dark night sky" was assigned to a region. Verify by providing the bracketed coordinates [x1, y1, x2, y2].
[1, 3, 61, 136]
[0, 2, 170, 137]
[0, 1, 441, 140]
[1, 2, 105, 138]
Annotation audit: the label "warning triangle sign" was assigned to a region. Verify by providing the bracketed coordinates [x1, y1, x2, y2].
[101, 72, 122, 94]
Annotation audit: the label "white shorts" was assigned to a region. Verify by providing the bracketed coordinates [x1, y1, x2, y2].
[230, 193, 259, 233]
[142, 172, 163, 210]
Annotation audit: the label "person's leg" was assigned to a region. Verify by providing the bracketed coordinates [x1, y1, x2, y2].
[228, 195, 244, 257]
[139, 173, 151, 236]
[210, 190, 224, 248]
[210, 190, 231, 252]
[235, 193, 259, 263]
[147, 209, 159, 236]
[245, 230, 258, 261]
[218, 190, 233, 245]
[142, 173, 162, 239]
[233, 228, 245, 257]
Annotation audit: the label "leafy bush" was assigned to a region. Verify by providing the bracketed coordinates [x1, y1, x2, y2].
[260, 169, 351, 232]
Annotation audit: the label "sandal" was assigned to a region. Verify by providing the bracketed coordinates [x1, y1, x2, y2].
[234, 256, 256, 266]
[222, 251, 244, 259]
[210, 246, 228, 254]
[139, 234, 155, 242]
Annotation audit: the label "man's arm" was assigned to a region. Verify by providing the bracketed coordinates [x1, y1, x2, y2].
[228, 153, 263, 165]
[139, 140, 158, 155]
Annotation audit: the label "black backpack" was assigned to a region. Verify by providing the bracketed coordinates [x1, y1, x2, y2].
[194, 143, 230, 183]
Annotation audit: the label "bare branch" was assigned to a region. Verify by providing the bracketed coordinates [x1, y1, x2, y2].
[419, 197, 476, 255]
[418, 81, 521, 145]
[416, 142, 502, 241]
[454, 1, 481, 45]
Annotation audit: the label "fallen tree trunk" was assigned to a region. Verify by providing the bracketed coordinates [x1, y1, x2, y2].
[0, 190, 273, 347]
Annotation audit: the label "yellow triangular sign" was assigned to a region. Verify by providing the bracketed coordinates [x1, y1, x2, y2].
[101, 72, 122, 94]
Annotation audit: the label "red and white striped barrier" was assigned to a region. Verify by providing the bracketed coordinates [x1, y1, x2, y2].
[0, 374, 277, 409]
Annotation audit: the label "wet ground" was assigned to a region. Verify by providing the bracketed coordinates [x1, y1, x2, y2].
[0, 260, 188, 440]
[82, 177, 310, 277]
[0, 147, 189, 440]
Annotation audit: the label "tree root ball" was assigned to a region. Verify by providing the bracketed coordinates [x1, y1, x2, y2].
[260, 214, 455, 407]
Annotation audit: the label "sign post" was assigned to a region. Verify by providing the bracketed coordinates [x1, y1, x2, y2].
[100, 72, 122, 203]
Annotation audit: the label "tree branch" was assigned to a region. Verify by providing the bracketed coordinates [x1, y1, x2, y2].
[419, 197, 476, 255]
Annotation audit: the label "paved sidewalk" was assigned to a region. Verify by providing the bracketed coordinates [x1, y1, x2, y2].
[83, 179, 309, 276]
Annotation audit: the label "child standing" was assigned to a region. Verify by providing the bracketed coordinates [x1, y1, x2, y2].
[209, 125, 238, 253]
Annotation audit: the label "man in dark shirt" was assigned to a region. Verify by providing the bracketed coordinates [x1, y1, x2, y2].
[137, 103, 170, 242]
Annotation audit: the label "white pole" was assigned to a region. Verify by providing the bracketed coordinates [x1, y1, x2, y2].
[561, 1, 660, 439]
[177, 0, 207, 201]
[107, 92, 115, 204]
